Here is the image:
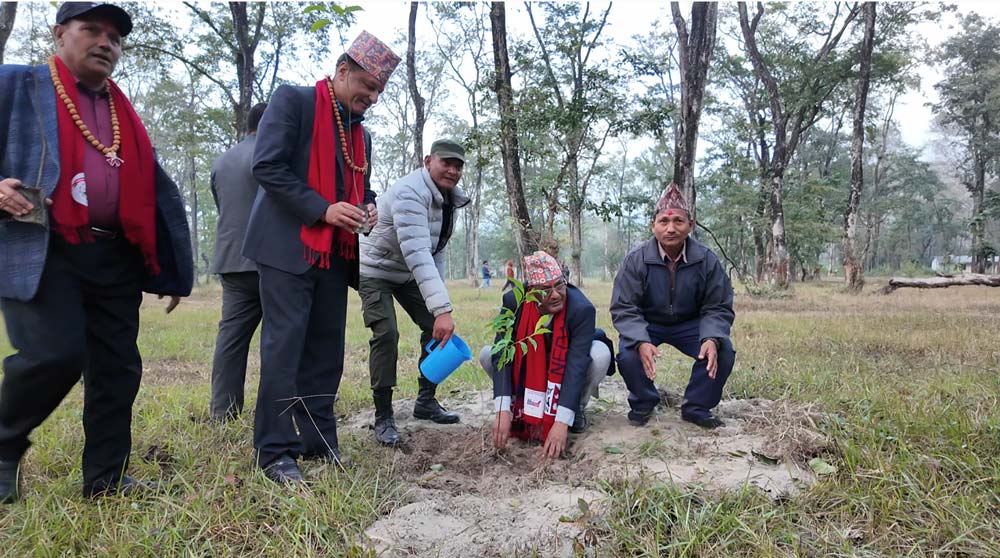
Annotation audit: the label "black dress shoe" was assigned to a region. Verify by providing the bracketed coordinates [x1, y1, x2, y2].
[0, 459, 20, 504]
[682, 415, 726, 429]
[569, 412, 588, 434]
[262, 457, 303, 485]
[412, 399, 460, 424]
[302, 448, 353, 469]
[628, 410, 653, 427]
[83, 475, 159, 498]
[374, 417, 402, 446]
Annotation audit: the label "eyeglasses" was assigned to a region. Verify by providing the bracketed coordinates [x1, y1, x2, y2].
[531, 279, 567, 298]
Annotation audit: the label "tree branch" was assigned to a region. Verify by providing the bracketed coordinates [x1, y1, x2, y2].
[250, 2, 266, 52]
[580, 2, 612, 70]
[184, 2, 236, 52]
[524, 2, 565, 108]
[129, 42, 238, 108]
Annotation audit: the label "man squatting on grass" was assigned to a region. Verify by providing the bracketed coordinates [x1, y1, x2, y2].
[244, 31, 399, 484]
[0, 2, 193, 503]
[611, 184, 736, 429]
[359, 139, 470, 446]
[480, 251, 614, 458]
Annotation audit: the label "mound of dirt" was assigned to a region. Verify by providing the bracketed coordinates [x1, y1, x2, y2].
[353, 377, 830, 557]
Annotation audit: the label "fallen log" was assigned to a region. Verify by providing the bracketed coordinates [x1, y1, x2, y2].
[879, 274, 1000, 294]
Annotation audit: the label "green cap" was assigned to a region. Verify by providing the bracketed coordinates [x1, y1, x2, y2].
[430, 139, 466, 163]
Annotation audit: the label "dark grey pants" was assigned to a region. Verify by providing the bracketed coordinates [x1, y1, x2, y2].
[253, 261, 349, 468]
[359, 277, 435, 390]
[209, 271, 262, 419]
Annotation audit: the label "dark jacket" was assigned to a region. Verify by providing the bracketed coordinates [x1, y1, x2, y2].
[611, 237, 734, 350]
[244, 84, 375, 277]
[490, 285, 596, 415]
[210, 135, 259, 275]
[0, 64, 193, 301]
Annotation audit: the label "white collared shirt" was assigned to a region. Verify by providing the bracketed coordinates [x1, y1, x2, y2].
[657, 239, 688, 264]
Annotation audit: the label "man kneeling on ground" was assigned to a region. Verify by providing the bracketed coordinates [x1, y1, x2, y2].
[479, 251, 612, 458]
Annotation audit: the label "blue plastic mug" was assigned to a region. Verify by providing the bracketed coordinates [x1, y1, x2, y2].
[420, 334, 472, 384]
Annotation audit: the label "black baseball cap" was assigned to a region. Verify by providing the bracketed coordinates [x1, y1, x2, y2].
[56, 3, 133, 38]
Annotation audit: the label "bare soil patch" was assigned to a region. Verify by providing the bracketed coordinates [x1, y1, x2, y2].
[354, 378, 830, 557]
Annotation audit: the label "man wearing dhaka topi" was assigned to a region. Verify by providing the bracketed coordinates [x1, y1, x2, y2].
[244, 31, 400, 484]
[611, 184, 736, 429]
[480, 251, 614, 458]
[0, 2, 193, 503]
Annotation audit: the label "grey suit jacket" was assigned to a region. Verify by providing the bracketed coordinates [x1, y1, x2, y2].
[243, 84, 374, 276]
[210, 136, 258, 274]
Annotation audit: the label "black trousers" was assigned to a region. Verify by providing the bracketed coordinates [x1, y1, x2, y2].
[0, 234, 143, 488]
[209, 271, 262, 418]
[253, 261, 349, 468]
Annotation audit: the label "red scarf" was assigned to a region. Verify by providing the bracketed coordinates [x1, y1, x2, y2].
[302, 79, 365, 268]
[511, 301, 568, 442]
[50, 56, 159, 274]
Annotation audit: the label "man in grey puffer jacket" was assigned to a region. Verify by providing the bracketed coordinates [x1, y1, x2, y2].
[359, 139, 470, 446]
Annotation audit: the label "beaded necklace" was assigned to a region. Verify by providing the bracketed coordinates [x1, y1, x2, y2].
[325, 76, 367, 174]
[48, 56, 123, 168]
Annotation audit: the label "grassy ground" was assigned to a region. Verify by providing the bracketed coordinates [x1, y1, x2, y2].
[0, 279, 998, 557]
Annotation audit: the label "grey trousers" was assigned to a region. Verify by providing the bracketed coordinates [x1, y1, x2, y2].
[359, 277, 436, 390]
[210, 271, 263, 419]
[478, 340, 610, 413]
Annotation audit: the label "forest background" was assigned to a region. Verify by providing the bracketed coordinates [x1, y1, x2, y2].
[3, 1, 999, 293]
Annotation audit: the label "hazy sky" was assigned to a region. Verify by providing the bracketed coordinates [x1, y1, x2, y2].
[330, 1, 1000, 160]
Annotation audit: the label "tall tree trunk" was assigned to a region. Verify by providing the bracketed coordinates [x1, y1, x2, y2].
[0, 2, 16, 65]
[568, 151, 583, 286]
[753, 205, 767, 282]
[767, 173, 789, 287]
[188, 155, 200, 285]
[466, 161, 483, 286]
[490, 2, 537, 259]
[229, 2, 263, 140]
[739, 1, 858, 289]
[821, 109, 845, 179]
[407, 2, 426, 168]
[971, 152, 987, 274]
[864, 90, 898, 271]
[843, 2, 876, 293]
[602, 221, 610, 282]
[671, 1, 718, 221]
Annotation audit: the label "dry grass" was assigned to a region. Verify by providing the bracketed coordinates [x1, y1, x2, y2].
[0, 278, 998, 556]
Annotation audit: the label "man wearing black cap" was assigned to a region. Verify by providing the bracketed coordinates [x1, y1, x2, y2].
[358, 139, 471, 446]
[0, 3, 193, 502]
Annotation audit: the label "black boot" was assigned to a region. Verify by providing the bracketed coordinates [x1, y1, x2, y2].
[373, 388, 402, 446]
[413, 376, 460, 424]
[569, 409, 588, 434]
[0, 459, 20, 504]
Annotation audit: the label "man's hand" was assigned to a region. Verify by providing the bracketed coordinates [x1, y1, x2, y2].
[323, 202, 365, 231]
[0, 178, 35, 217]
[158, 295, 181, 314]
[698, 339, 718, 379]
[542, 422, 569, 459]
[492, 410, 512, 449]
[638, 342, 661, 380]
[432, 311, 455, 347]
[366, 203, 377, 228]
